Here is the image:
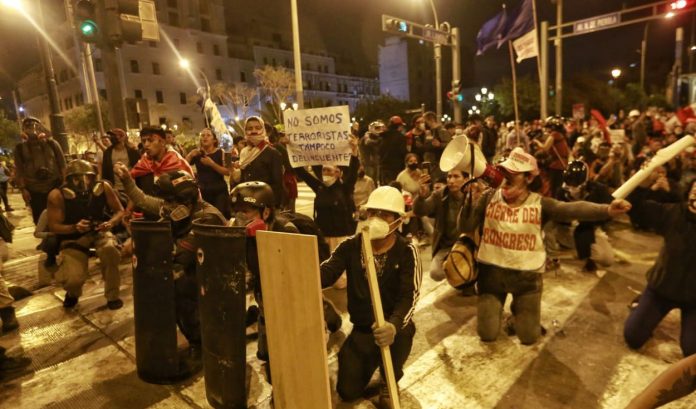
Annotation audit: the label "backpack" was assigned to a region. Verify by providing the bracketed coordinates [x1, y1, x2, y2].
[277, 211, 331, 262]
[17, 140, 61, 182]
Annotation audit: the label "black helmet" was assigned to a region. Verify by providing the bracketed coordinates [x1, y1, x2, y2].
[230, 181, 275, 209]
[66, 159, 96, 177]
[21, 116, 41, 127]
[155, 170, 199, 204]
[563, 160, 588, 187]
[545, 116, 565, 133]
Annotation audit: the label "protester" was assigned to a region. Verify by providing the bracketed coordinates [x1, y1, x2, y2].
[100, 128, 140, 196]
[379, 116, 408, 185]
[395, 153, 422, 197]
[319, 186, 422, 407]
[459, 148, 631, 345]
[359, 120, 384, 183]
[47, 160, 124, 310]
[353, 165, 376, 208]
[14, 117, 66, 224]
[626, 353, 696, 408]
[187, 128, 231, 218]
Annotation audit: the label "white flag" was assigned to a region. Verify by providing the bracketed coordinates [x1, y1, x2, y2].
[513, 29, 538, 63]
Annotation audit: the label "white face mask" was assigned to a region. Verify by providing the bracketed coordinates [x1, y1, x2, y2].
[323, 175, 336, 186]
[418, 123, 426, 131]
[246, 133, 265, 145]
[358, 216, 400, 241]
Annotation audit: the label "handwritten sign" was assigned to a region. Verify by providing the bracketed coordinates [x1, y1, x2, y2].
[285, 106, 352, 168]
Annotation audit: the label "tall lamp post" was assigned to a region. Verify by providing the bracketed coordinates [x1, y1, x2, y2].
[422, 0, 443, 118]
[3, 0, 68, 151]
[290, 0, 304, 109]
[474, 87, 495, 116]
[179, 58, 211, 127]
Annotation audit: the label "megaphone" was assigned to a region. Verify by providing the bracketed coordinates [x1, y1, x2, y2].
[440, 135, 504, 188]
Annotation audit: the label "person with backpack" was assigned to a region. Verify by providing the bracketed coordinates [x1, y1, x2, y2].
[14, 117, 66, 224]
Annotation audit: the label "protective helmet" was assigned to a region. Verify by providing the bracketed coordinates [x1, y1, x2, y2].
[628, 109, 641, 118]
[363, 186, 406, 216]
[155, 170, 199, 204]
[563, 160, 589, 187]
[230, 181, 275, 209]
[545, 115, 565, 133]
[66, 159, 96, 177]
[389, 116, 404, 126]
[368, 120, 386, 134]
[21, 116, 41, 127]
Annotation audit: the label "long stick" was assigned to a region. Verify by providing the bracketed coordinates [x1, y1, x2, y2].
[508, 41, 522, 148]
[531, 0, 543, 84]
[360, 226, 401, 409]
[612, 134, 696, 199]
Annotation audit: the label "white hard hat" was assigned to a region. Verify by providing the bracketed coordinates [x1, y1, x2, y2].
[363, 186, 406, 216]
[628, 109, 640, 118]
[499, 147, 539, 176]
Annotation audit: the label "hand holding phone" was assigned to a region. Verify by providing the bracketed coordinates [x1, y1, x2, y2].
[421, 161, 431, 176]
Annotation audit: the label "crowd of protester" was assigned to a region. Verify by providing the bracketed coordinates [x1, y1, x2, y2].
[0, 105, 694, 407]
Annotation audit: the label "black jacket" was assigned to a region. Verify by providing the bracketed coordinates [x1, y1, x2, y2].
[240, 145, 285, 207]
[379, 128, 407, 173]
[101, 144, 141, 186]
[628, 187, 696, 305]
[320, 234, 422, 331]
[413, 187, 461, 255]
[295, 155, 359, 237]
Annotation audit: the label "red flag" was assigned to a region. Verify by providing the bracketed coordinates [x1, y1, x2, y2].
[590, 109, 610, 142]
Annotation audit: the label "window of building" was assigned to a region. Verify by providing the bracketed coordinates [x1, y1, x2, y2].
[199, 0, 209, 14]
[284, 59, 289, 68]
[215, 68, 223, 81]
[272, 33, 282, 43]
[152, 62, 161, 75]
[272, 58, 276, 67]
[180, 92, 187, 104]
[263, 57, 268, 65]
[156, 90, 164, 103]
[168, 12, 179, 27]
[59, 69, 68, 83]
[324, 65, 329, 73]
[240, 71, 246, 82]
[130, 59, 140, 73]
[167, 0, 177, 7]
[99, 89, 107, 100]
[94, 58, 103, 72]
[159, 117, 167, 125]
[196, 42, 203, 53]
[134, 89, 143, 99]
[213, 44, 220, 56]
[173, 39, 180, 48]
[149, 41, 157, 48]
[305, 63, 310, 71]
[201, 18, 210, 32]
[76, 94, 84, 106]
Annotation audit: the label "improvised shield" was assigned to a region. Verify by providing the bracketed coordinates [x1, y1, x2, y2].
[193, 222, 248, 409]
[131, 219, 180, 384]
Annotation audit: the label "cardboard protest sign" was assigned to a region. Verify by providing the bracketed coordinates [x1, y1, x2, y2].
[285, 106, 352, 168]
[609, 129, 626, 144]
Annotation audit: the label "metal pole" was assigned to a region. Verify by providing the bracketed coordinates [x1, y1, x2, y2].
[690, 12, 694, 74]
[84, 44, 105, 135]
[428, 0, 442, 118]
[675, 27, 684, 107]
[541, 21, 549, 120]
[290, 0, 304, 109]
[63, 0, 91, 103]
[11, 89, 22, 128]
[641, 23, 649, 92]
[451, 27, 462, 124]
[95, 0, 127, 129]
[554, 0, 563, 115]
[37, 0, 69, 151]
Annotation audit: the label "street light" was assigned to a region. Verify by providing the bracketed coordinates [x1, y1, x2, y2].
[611, 68, 622, 79]
[178, 57, 210, 97]
[178, 58, 191, 70]
[1, 0, 22, 10]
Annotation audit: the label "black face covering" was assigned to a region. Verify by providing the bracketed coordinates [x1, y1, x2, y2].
[407, 163, 419, 171]
[109, 135, 120, 145]
[358, 171, 366, 178]
[69, 175, 95, 193]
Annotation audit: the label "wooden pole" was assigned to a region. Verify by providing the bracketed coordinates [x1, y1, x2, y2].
[508, 41, 522, 148]
[360, 226, 401, 409]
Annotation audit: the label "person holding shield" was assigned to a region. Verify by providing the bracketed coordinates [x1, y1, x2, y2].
[319, 186, 422, 408]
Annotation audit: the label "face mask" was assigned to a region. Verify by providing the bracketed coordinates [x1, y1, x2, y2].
[418, 123, 426, 131]
[358, 171, 366, 178]
[323, 175, 336, 186]
[109, 135, 120, 145]
[246, 133, 265, 145]
[358, 216, 400, 241]
[407, 163, 419, 171]
[565, 185, 583, 200]
[69, 175, 94, 193]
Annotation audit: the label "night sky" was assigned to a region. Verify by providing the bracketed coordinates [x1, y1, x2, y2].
[0, 0, 690, 110]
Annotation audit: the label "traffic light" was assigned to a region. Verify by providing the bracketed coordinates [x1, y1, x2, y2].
[74, 0, 100, 43]
[385, 18, 409, 33]
[105, 0, 143, 45]
[448, 80, 463, 103]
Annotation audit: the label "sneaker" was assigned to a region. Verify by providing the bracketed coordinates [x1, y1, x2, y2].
[0, 355, 31, 376]
[63, 294, 79, 309]
[5, 207, 13, 212]
[378, 382, 398, 409]
[0, 307, 19, 332]
[581, 259, 598, 274]
[106, 299, 124, 310]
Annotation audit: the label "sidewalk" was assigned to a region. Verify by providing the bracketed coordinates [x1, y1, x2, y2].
[0, 190, 694, 408]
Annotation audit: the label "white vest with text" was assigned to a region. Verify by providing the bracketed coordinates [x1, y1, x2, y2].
[477, 190, 546, 272]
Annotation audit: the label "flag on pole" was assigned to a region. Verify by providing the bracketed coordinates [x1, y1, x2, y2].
[499, 0, 535, 45]
[476, 6, 508, 55]
[476, 0, 535, 56]
[512, 28, 538, 63]
[204, 98, 231, 140]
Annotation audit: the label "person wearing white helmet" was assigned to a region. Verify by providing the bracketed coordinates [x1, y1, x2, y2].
[459, 147, 632, 345]
[320, 186, 422, 408]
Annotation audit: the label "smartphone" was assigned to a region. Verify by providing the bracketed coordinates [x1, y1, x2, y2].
[421, 161, 431, 175]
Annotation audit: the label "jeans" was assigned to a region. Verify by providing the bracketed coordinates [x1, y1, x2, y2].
[624, 286, 696, 357]
[28, 190, 50, 225]
[429, 247, 450, 282]
[336, 322, 415, 401]
[477, 266, 543, 345]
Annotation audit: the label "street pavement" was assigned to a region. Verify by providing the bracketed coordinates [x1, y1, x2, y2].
[0, 187, 694, 409]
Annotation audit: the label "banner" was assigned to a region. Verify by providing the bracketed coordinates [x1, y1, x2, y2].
[285, 106, 352, 168]
[513, 28, 538, 63]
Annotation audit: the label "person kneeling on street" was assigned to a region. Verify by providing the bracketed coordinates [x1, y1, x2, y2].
[114, 163, 226, 360]
[48, 160, 124, 310]
[459, 148, 631, 345]
[319, 186, 422, 408]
